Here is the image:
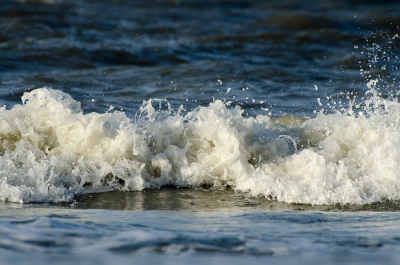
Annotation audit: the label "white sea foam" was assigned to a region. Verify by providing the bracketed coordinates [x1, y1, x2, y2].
[1, 87, 400, 205]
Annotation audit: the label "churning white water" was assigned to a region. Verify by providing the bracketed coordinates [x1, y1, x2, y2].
[0, 84, 399, 205]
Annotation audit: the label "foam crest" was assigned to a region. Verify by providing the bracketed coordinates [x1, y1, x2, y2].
[248, 99, 400, 204]
[1, 87, 400, 205]
[0, 88, 292, 203]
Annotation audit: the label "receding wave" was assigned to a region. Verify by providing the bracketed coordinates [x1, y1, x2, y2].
[0, 85, 399, 205]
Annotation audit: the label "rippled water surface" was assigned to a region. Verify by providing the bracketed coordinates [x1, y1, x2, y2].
[1, 0, 400, 264]
[2, 0, 399, 115]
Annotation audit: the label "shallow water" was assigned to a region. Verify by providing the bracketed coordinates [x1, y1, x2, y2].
[1, 0, 400, 264]
[2, 192, 400, 265]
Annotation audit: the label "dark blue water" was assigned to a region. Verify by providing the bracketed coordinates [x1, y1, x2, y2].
[1, 0, 400, 264]
[3, 0, 399, 116]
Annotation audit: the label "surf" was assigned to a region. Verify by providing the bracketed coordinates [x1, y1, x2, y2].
[0, 84, 399, 205]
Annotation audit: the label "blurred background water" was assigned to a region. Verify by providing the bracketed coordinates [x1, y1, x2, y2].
[2, 0, 399, 116]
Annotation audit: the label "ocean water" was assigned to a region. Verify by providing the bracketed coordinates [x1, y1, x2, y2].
[1, 0, 400, 264]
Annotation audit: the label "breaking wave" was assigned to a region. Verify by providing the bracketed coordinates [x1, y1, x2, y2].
[1, 85, 400, 205]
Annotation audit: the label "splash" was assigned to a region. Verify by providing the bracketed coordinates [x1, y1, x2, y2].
[1, 86, 400, 205]
[0, 88, 292, 203]
[356, 31, 400, 97]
